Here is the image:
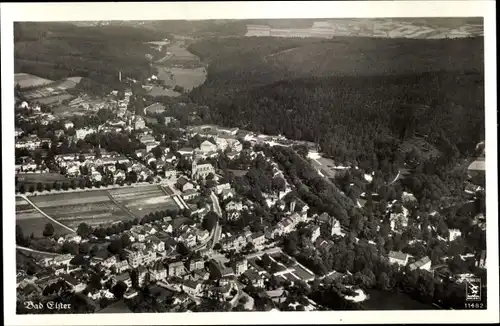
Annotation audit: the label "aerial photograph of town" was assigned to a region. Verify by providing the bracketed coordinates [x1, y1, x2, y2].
[12, 15, 487, 315]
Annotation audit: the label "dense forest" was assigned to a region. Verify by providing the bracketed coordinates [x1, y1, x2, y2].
[14, 22, 167, 88]
[189, 36, 484, 162]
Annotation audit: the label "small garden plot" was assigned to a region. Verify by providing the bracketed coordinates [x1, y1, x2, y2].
[41, 201, 129, 228]
[290, 264, 315, 281]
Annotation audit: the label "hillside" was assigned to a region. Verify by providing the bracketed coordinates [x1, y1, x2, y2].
[189, 36, 484, 165]
[189, 36, 483, 101]
[14, 22, 169, 88]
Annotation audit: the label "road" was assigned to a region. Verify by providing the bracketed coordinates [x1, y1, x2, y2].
[210, 191, 222, 217]
[16, 245, 59, 256]
[209, 191, 223, 249]
[389, 169, 401, 185]
[17, 194, 76, 233]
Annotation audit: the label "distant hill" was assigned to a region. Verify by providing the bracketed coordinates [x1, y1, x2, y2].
[189, 36, 483, 98]
[14, 22, 168, 89]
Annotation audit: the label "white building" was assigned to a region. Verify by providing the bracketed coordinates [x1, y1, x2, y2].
[409, 256, 432, 271]
[192, 162, 215, 180]
[76, 128, 96, 140]
[449, 229, 462, 242]
[388, 251, 409, 266]
[199, 140, 217, 154]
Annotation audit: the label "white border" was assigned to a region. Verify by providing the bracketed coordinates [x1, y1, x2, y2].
[1, 1, 498, 325]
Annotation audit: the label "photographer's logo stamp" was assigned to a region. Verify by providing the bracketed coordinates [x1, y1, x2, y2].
[465, 278, 481, 301]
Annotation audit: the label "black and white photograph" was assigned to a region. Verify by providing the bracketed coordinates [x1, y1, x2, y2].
[2, 1, 498, 325]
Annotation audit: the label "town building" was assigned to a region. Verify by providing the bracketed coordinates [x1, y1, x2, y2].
[114, 273, 132, 288]
[310, 225, 321, 243]
[182, 189, 199, 201]
[192, 162, 215, 180]
[168, 261, 186, 278]
[409, 256, 432, 271]
[388, 251, 410, 266]
[183, 279, 203, 296]
[75, 128, 96, 140]
[176, 177, 194, 192]
[242, 269, 265, 288]
[449, 229, 462, 242]
[232, 259, 248, 275]
[199, 140, 217, 154]
[189, 258, 205, 272]
[134, 116, 146, 130]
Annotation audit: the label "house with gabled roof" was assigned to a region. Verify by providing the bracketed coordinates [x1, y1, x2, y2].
[388, 251, 409, 266]
[409, 256, 431, 271]
[176, 176, 194, 192]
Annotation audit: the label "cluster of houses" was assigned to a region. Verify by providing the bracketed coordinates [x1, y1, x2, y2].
[387, 251, 432, 272]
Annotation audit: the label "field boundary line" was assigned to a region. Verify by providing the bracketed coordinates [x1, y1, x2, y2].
[17, 194, 76, 233]
[106, 191, 140, 220]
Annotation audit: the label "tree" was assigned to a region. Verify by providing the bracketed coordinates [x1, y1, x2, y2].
[77, 223, 92, 238]
[16, 225, 25, 245]
[43, 223, 55, 237]
[108, 239, 124, 254]
[70, 254, 86, 266]
[213, 243, 222, 251]
[79, 242, 91, 255]
[176, 242, 190, 256]
[62, 242, 79, 255]
[111, 281, 128, 299]
[89, 273, 102, 290]
[202, 211, 218, 231]
[121, 234, 132, 247]
[151, 146, 163, 159]
[36, 182, 44, 193]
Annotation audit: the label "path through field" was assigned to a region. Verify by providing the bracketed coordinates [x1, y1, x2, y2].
[17, 194, 76, 233]
[16, 245, 59, 256]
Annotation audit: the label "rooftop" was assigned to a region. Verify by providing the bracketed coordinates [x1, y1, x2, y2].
[388, 251, 409, 261]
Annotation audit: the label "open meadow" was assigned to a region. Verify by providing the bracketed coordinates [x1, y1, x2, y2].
[157, 66, 207, 92]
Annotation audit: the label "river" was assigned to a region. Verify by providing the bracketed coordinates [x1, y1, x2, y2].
[361, 289, 437, 310]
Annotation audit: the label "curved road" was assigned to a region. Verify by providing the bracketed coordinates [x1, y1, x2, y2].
[17, 194, 76, 233]
[389, 170, 401, 185]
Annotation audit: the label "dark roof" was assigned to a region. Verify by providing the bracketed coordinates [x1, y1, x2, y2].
[176, 176, 192, 186]
[183, 279, 200, 289]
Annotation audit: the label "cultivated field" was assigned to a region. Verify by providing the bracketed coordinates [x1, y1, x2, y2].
[28, 190, 130, 228]
[108, 185, 178, 217]
[37, 94, 74, 105]
[15, 73, 54, 89]
[16, 197, 72, 237]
